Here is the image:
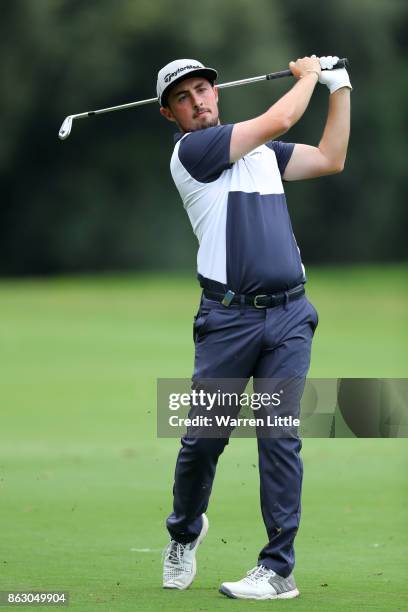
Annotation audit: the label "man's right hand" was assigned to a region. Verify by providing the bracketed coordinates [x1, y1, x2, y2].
[289, 56, 321, 81]
[229, 55, 321, 163]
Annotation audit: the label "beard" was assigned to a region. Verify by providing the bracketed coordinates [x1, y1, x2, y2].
[193, 113, 220, 130]
[178, 111, 220, 133]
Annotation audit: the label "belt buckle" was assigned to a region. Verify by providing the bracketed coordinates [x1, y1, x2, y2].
[253, 294, 268, 309]
[221, 290, 235, 307]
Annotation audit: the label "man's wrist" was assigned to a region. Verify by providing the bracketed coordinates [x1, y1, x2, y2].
[329, 84, 353, 95]
[305, 69, 320, 80]
[302, 70, 319, 83]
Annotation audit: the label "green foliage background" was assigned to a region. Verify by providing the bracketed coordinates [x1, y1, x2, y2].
[1, 0, 407, 274]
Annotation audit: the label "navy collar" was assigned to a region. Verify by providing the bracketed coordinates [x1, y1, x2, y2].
[173, 123, 223, 142]
[174, 132, 185, 143]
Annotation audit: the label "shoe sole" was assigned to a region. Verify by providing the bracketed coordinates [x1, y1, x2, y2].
[219, 585, 300, 600]
[163, 513, 209, 590]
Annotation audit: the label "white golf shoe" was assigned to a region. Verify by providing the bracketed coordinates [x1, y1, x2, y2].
[219, 564, 300, 600]
[162, 513, 209, 590]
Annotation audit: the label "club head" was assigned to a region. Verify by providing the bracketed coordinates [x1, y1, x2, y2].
[59, 115, 73, 140]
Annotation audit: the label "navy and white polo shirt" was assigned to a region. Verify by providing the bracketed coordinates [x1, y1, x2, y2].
[170, 124, 305, 294]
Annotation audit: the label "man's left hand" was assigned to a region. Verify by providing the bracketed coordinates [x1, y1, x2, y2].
[318, 56, 352, 94]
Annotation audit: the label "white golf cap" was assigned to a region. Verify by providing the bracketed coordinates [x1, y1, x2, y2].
[157, 59, 218, 106]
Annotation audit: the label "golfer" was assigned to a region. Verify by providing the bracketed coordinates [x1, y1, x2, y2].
[158, 55, 351, 600]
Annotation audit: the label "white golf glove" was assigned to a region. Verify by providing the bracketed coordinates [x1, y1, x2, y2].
[318, 55, 352, 94]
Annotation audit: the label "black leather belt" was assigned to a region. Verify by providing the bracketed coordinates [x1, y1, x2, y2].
[203, 283, 305, 309]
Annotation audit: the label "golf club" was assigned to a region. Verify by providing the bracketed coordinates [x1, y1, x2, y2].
[58, 58, 348, 140]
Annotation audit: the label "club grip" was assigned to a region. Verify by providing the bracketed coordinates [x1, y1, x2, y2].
[266, 58, 348, 81]
[330, 58, 348, 70]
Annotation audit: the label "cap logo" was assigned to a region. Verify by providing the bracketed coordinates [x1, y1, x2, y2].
[164, 64, 202, 84]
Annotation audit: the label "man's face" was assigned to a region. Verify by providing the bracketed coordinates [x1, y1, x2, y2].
[160, 77, 220, 132]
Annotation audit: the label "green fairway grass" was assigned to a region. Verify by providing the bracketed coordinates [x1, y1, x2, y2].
[0, 265, 407, 610]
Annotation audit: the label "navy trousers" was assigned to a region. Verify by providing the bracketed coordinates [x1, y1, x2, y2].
[166, 293, 318, 578]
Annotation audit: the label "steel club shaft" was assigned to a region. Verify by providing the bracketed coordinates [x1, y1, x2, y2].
[58, 58, 348, 140]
